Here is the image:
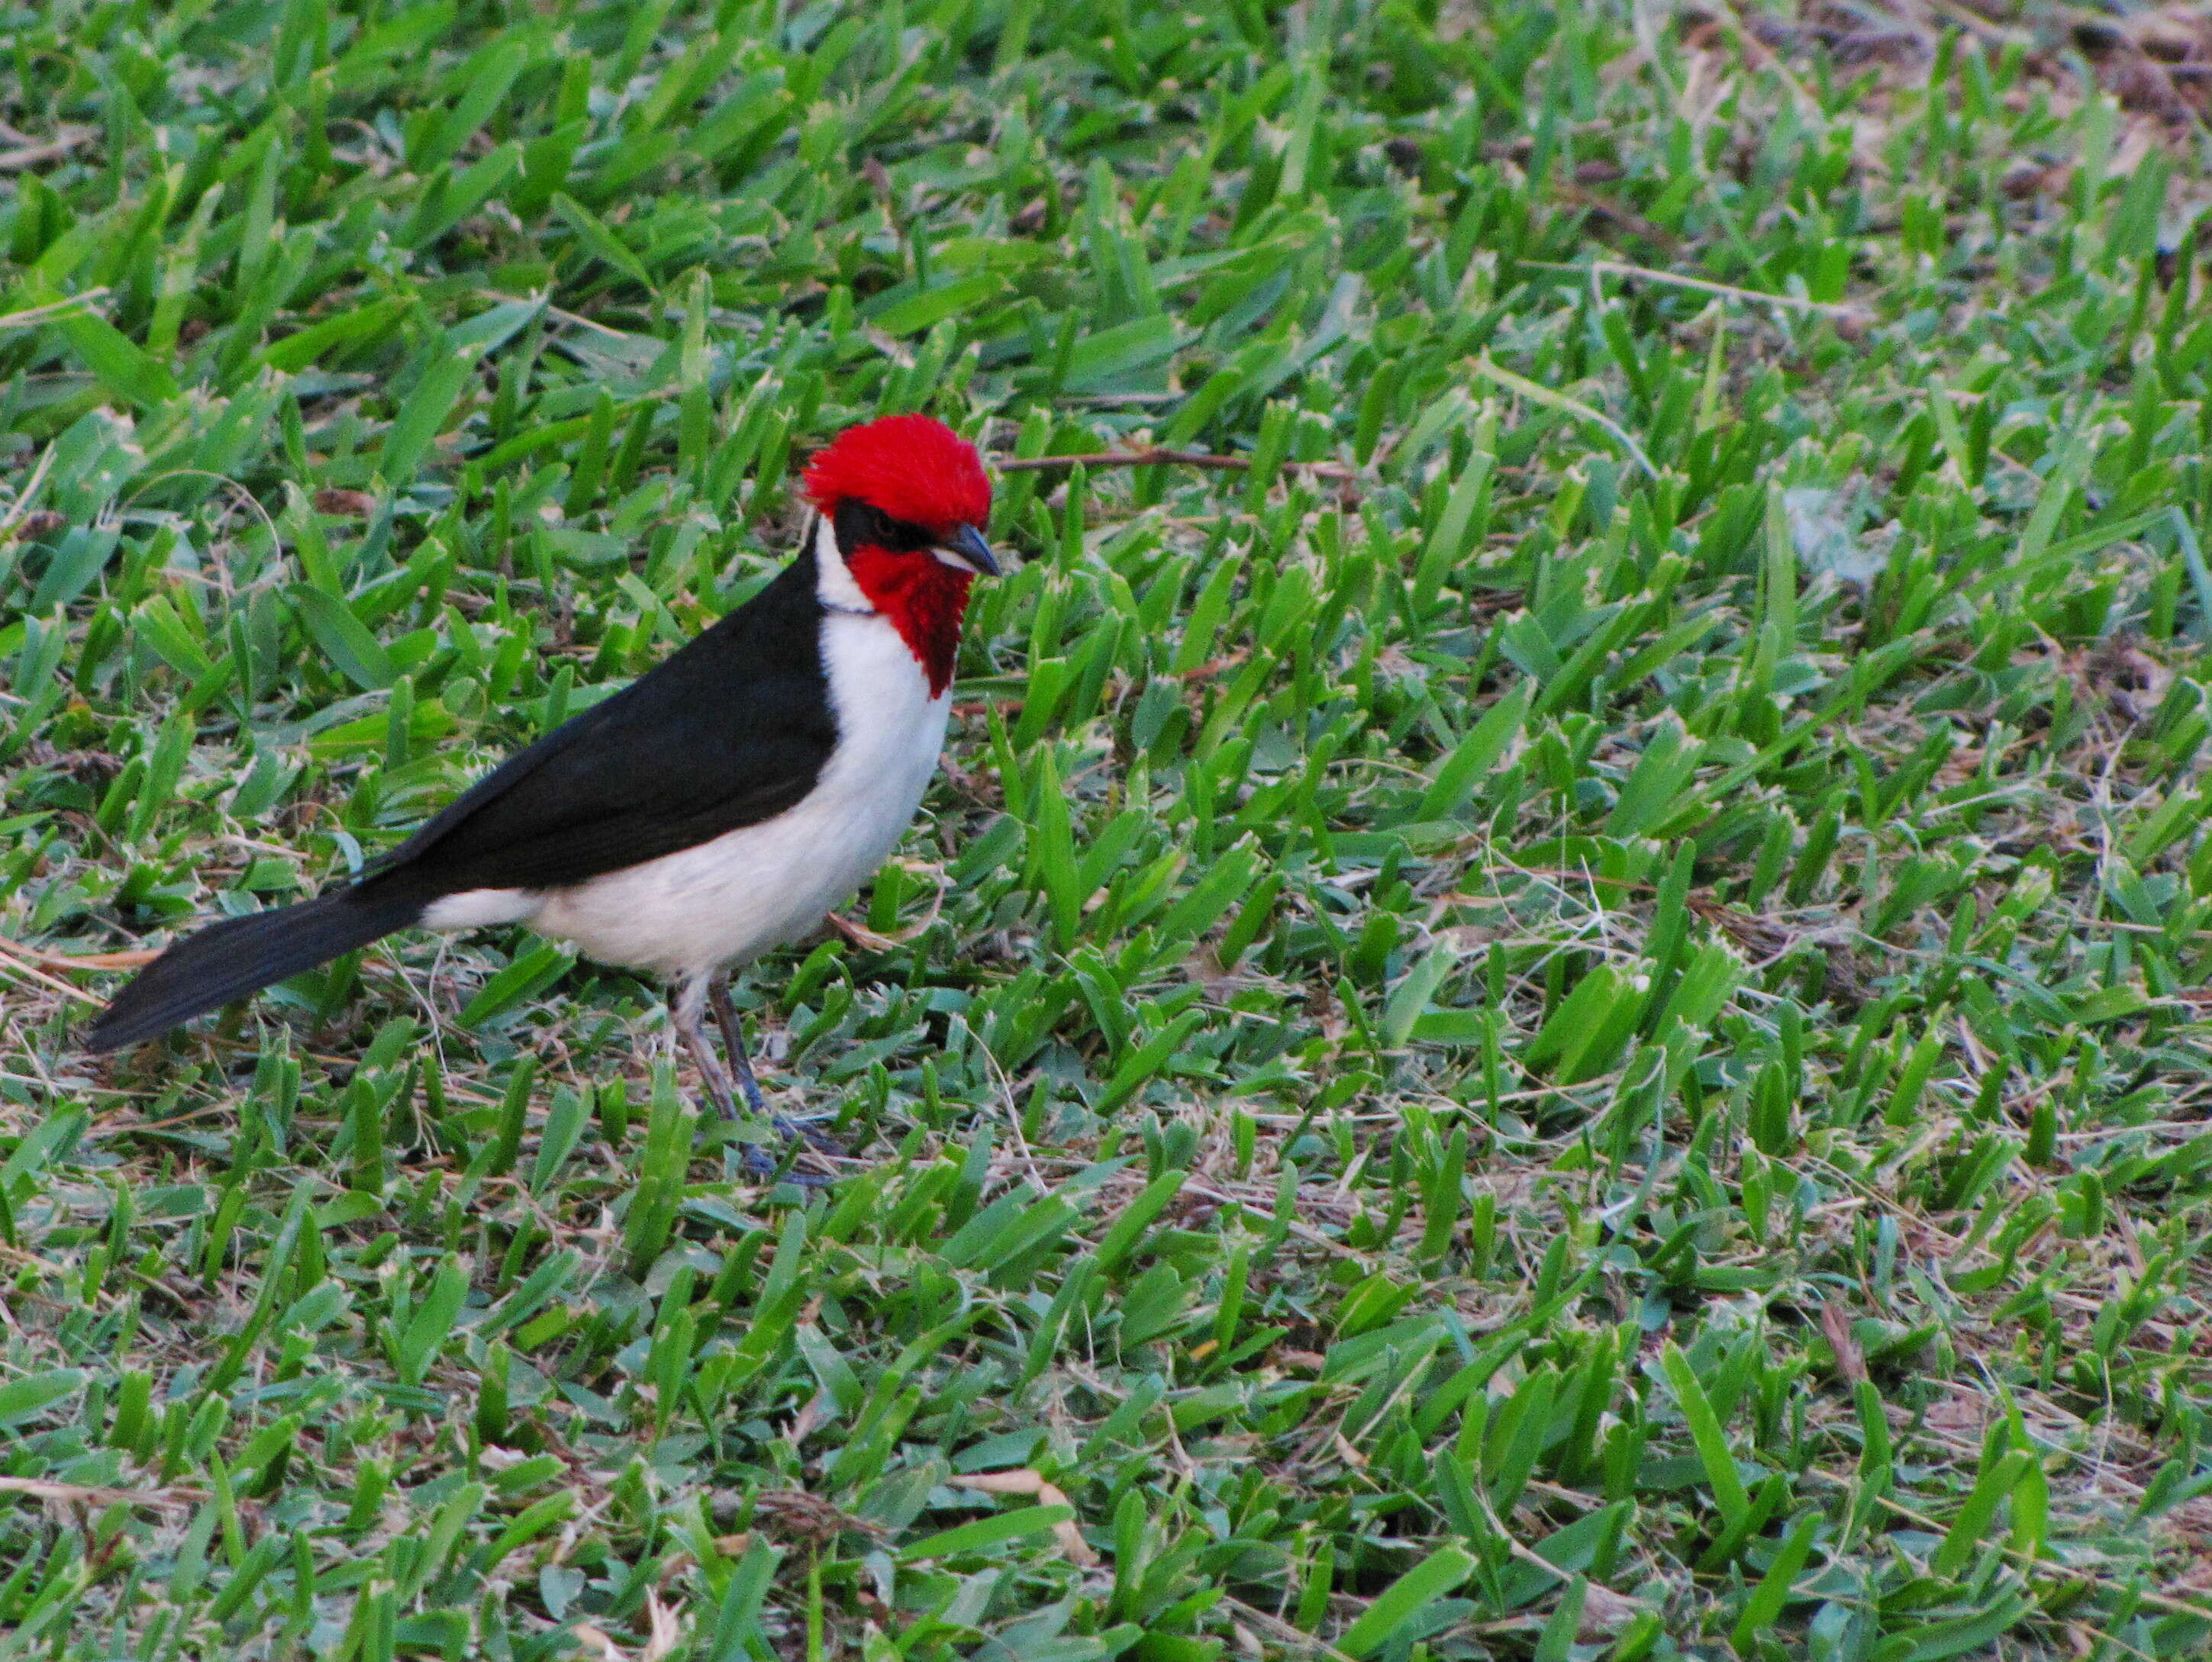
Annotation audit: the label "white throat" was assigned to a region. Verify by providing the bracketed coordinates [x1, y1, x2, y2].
[811, 512, 875, 614]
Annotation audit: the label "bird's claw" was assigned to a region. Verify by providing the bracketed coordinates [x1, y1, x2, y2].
[737, 1138, 837, 1188]
[705, 1109, 840, 1187]
[771, 1114, 846, 1157]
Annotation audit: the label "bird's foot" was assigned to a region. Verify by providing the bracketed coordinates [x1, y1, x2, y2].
[711, 1113, 840, 1187]
[770, 1113, 846, 1156]
[737, 1139, 836, 1188]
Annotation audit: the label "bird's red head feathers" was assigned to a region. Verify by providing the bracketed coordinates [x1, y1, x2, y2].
[803, 414, 992, 530]
[803, 416, 994, 698]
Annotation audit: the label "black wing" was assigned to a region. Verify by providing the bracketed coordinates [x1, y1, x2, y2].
[367, 548, 837, 902]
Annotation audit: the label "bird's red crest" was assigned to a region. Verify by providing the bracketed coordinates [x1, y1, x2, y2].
[803, 414, 992, 530]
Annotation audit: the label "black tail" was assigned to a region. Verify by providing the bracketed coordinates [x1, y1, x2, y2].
[84, 887, 424, 1052]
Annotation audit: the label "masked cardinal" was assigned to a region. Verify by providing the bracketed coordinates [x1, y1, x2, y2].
[86, 414, 1000, 1176]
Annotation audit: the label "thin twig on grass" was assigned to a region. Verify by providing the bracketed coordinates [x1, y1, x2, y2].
[0, 128, 97, 171]
[996, 448, 1358, 482]
[950, 1470, 1098, 1564]
[1217, 1594, 1365, 1660]
[0, 287, 111, 331]
[0, 1476, 205, 1511]
[6, 942, 162, 972]
[1470, 354, 1659, 479]
[0, 939, 103, 1003]
[1520, 256, 1864, 318]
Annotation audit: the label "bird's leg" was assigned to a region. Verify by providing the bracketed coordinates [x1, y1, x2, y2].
[670, 976, 816, 1184]
[708, 974, 842, 1155]
[671, 978, 741, 1122]
[705, 974, 770, 1121]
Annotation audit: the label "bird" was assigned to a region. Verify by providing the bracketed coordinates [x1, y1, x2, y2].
[84, 414, 999, 1173]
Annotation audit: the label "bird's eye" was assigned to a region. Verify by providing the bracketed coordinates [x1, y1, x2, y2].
[834, 498, 933, 558]
[878, 510, 933, 552]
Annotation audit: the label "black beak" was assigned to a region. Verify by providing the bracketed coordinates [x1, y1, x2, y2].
[939, 523, 999, 578]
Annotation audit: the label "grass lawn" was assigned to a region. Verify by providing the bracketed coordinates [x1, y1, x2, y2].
[7, 0, 2212, 1656]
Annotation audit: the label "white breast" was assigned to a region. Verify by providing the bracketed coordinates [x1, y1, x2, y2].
[421, 519, 950, 981]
